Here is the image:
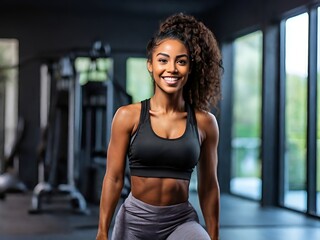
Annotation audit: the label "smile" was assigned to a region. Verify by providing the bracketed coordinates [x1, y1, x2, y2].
[162, 76, 179, 84]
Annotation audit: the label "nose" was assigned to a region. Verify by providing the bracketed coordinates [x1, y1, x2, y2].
[167, 61, 178, 73]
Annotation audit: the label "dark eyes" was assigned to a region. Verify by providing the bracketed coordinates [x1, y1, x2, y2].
[158, 58, 168, 63]
[157, 58, 188, 65]
[177, 60, 188, 65]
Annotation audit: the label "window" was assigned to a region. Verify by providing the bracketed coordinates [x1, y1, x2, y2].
[230, 31, 263, 200]
[0, 39, 19, 172]
[126, 58, 153, 103]
[74, 57, 113, 85]
[283, 12, 309, 211]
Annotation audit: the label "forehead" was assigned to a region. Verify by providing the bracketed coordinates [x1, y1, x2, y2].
[153, 39, 189, 56]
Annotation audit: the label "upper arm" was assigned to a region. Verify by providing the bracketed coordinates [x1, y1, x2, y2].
[105, 105, 139, 182]
[196, 111, 219, 192]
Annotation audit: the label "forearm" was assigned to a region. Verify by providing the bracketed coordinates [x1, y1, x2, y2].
[96, 175, 124, 240]
[199, 186, 220, 240]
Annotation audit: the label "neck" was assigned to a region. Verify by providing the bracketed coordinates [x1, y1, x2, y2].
[150, 94, 185, 113]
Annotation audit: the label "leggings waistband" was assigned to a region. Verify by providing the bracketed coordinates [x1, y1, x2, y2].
[126, 192, 192, 214]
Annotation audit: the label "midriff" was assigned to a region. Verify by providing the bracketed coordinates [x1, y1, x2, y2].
[130, 175, 190, 206]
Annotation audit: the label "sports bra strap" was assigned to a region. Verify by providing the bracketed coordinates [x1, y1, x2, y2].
[186, 103, 200, 144]
[139, 99, 149, 124]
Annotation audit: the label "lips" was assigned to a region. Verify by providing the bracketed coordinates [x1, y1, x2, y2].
[162, 76, 179, 85]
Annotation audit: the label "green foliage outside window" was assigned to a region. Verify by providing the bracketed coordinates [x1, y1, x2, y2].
[232, 31, 262, 181]
[285, 74, 307, 190]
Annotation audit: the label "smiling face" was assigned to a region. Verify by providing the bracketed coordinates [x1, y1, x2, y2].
[147, 39, 191, 96]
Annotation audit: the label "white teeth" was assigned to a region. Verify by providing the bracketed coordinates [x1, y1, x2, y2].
[163, 77, 178, 81]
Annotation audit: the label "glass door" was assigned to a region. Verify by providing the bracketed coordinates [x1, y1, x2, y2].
[283, 13, 309, 211]
[231, 31, 263, 200]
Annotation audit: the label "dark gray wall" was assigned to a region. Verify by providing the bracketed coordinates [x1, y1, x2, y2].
[206, 0, 314, 41]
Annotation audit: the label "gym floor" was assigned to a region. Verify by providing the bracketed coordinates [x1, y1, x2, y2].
[1, 191, 320, 240]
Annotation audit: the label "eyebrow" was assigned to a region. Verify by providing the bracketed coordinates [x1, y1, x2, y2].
[156, 53, 189, 59]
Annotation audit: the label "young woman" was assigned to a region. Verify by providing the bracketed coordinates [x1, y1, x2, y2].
[96, 13, 222, 240]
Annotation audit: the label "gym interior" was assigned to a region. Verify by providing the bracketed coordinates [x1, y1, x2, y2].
[1, 0, 320, 239]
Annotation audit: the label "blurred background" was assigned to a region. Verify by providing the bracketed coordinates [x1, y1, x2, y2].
[0, 0, 320, 239]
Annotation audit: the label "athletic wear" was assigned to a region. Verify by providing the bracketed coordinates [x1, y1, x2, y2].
[111, 193, 210, 240]
[128, 99, 200, 180]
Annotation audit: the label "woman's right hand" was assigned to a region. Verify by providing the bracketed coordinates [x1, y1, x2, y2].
[96, 230, 108, 240]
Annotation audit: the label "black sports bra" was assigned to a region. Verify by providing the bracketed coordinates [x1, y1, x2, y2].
[128, 99, 200, 180]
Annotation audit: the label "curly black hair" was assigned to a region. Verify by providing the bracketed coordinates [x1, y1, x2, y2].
[146, 13, 223, 112]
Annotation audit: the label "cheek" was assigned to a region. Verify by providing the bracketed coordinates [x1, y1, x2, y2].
[180, 66, 191, 76]
[153, 65, 166, 74]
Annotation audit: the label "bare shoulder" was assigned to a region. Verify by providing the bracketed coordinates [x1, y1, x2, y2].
[113, 102, 142, 134]
[195, 109, 218, 128]
[194, 109, 219, 142]
[115, 102, 141, 119]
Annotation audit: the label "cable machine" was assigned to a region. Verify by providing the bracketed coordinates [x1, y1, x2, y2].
[29, 41, 126, 213]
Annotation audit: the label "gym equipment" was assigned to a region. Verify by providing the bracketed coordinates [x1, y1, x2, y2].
[0, 117, 27, 199]
[29, 41, 132, 213]
[29, 57, 89, 214]
[76, 80, 131, 202]
[75, 56, 131, 202]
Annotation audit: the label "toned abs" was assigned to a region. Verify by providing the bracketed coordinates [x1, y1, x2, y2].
[131, 176, 190, 206]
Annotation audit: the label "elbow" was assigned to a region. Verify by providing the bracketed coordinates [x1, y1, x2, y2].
[108, 175, 124, 187]
[103, 173, 125, 193]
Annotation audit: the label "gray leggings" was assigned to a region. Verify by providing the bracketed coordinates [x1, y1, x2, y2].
[111, 193, 210, 240]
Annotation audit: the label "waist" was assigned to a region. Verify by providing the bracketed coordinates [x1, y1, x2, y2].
[123, 192, 199, 224]
[131, 175, 190, 206]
